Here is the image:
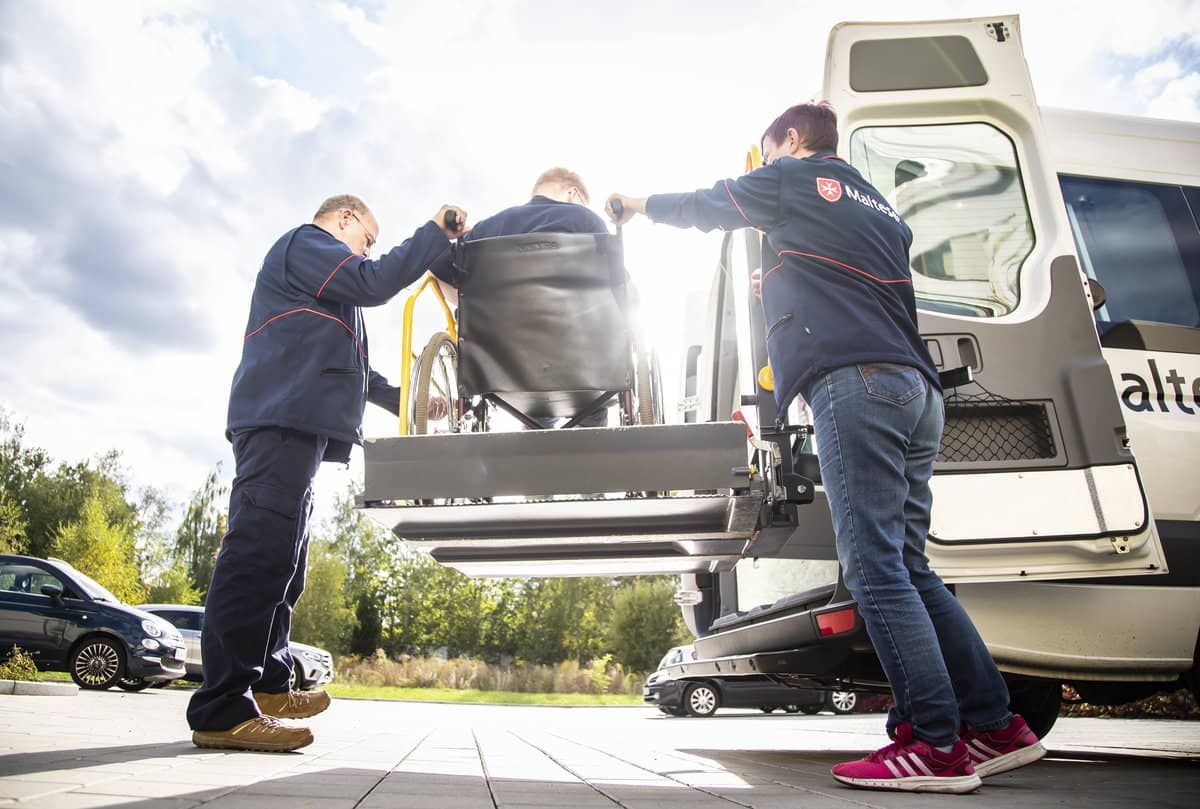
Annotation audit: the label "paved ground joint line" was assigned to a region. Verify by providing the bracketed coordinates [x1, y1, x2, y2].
[348, 728, 435, 809]
[545, 730, 757, 809]
[709, 748, 890, 809]
[508, 730, 629, 808]
[470, 729, 499, 809]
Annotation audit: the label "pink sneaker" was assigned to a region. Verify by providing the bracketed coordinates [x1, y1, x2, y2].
[832, 724, 981, 794]
[962, 714, 1046, 777]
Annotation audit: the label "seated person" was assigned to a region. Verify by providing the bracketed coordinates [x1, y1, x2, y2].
[431, 168, 614, 428]
[430, 166, 609, 295]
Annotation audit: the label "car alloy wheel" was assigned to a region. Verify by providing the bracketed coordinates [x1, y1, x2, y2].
[70, 638, 125, 690]
[829, 690, 857, 714]
[684, 683, 719, 717]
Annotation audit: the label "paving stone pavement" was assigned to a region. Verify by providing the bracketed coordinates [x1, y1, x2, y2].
[0, 688, 1197, 808]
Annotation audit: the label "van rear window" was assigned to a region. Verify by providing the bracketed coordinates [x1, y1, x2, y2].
[850, 36, 988, 92]
[850, 123, 1034, 317]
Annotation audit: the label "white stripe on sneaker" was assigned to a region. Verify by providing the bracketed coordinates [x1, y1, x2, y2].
[894, 756, 917, 777]
[969, 738, 1002, 758]
[884, 758, 903, 778]
[908, 753, 934, 776]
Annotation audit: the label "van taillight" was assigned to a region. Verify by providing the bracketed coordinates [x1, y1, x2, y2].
[816, 608, 857, 637]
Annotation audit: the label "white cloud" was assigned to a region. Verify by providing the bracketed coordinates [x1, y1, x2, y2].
[1134, 58, 1183, 98]
[1147, 72, 1200, 120]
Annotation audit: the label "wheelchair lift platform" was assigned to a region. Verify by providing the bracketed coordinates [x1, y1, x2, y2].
[360, 422, 761, 577]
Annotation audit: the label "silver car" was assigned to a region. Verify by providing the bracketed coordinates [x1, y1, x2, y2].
[136, 604, 333, 691]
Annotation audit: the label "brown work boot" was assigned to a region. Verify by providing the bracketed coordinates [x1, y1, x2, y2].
[254, 689, 331, 719]
[192, 716, 313, 752]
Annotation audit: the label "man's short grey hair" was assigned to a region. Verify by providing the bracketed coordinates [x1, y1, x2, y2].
[313, 194, 370, 221]
[532, 168, 589, 204]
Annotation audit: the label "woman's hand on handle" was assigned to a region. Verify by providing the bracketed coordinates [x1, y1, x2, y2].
[605, 194, 646, 226]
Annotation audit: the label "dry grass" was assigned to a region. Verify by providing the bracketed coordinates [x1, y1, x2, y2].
[336, 652, 644, 695]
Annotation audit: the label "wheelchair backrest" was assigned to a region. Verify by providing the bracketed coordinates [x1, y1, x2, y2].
[455, 232, 633, 415]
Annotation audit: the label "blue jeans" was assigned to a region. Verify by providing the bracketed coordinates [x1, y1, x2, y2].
[807, 363, 1011, 746]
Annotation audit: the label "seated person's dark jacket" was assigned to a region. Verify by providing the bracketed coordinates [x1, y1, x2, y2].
[429, 195, 609, 286]
[228, 221, 450, 462]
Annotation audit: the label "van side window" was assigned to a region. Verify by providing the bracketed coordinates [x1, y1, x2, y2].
[1059, 176, 1200, 330]
[849, 123, 1035, 317]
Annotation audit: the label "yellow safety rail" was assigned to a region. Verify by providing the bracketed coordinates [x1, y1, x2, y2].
[398, 273, 458, 436]
[746, 144, 763, 173]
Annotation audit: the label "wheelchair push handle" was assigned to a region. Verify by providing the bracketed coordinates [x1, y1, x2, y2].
[609, 198, 624, 221]
[444, 209, 460, 232]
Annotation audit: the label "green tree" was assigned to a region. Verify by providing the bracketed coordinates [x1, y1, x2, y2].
[0, 489, 27, 553]
[175, 469, 227, 598]
[291, 539, 356, 651]
[146, 561, 202, 605]
[350, 590, 383, 655]
[608, 578, 690, 672]
[54, 490, 147, 604]
[22, 451, 141, 560]
[513, 578, 615, 664]
[326, 482, 407, 654]
[0, 411, 47, 554]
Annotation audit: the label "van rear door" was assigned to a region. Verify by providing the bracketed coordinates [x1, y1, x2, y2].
[817, 15, 1166, 582]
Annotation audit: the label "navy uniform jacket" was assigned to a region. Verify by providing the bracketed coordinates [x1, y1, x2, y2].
[430, 195, 608, 285]
[647, 151, 939, 411]
[228, 221, 450, 462]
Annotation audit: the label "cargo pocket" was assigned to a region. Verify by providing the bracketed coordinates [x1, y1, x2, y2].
[858, 363, 922, 405]
[245, 484, 301, 520]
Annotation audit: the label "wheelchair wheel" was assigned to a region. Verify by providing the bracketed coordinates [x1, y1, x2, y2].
[412, 331, 460, 435]
[633, 345, 663, 426]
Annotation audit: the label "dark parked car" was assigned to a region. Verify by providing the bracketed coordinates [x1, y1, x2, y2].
[137, 604, 334, 691]
[643, 645, 858, 717]
[0, 554, 186, 690]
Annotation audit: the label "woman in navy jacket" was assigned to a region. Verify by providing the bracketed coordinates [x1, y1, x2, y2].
[607, 103, 1043, 794]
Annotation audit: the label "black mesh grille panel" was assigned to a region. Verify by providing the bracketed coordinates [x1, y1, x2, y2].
[938, 389, 1056, 463]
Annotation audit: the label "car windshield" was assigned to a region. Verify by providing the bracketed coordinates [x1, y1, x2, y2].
[60, 564, 120, 602]
[656, 646, 696, 670]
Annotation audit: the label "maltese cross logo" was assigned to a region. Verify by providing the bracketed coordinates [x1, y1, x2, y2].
[816, 177, 843, 202]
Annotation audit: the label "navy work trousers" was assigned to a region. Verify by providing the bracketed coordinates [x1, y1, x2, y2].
[186, 427, 327, 731]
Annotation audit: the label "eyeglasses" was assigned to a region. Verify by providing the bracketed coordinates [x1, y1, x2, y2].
[349, 211, 377, 255]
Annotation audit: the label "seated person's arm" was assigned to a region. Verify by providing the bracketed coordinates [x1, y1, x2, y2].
[367, 369, 401, 415]
[437, 278, 458, 307]
[368, 369, 447, 420]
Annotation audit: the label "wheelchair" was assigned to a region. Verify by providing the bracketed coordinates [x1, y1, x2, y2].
[398, 232, 662, 438]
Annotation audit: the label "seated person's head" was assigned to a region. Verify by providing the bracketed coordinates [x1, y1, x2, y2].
[532, 167, 590, 206]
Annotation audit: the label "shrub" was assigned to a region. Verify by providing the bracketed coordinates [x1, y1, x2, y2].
[0, 645, 39, 682]
[335, 652, 646, 695]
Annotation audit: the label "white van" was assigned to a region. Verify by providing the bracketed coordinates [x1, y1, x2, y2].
[361, 14, 1199, 739]
[670, 15, 1199, 738]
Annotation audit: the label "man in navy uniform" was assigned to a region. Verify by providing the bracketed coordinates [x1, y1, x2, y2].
[431, 167, 612, 427]
[607, 102, 1044, 794]
[188, 195, 467, 752]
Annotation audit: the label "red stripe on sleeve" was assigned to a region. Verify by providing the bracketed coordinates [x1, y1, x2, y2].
[316, 253, 357, 298]
[723, 179, 754, 227]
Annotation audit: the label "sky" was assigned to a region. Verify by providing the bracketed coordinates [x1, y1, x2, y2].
[1, 0, 1198, 526]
